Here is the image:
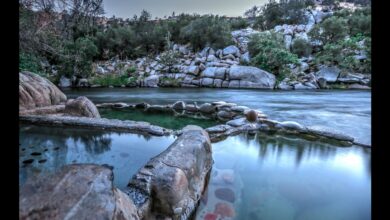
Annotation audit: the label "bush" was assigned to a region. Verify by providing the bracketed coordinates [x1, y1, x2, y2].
[126, 66, 137, 75]
[90, 74, 131, 87]
[180, 15, 233, 51]
[291, 38, 312, 57]
[159, 50, 180, 72]
[19, 52, 45, 75]
[315, 35, 371, 73]
[248, 32, 299, 75]
[230, 17, 249, 29]
[309, 16, 349, 44]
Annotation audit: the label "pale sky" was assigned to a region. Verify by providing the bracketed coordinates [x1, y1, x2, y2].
[102, 0, 268, 18]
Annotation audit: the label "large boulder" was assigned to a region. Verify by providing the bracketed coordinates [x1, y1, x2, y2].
[228, 66, 276, 89]
[200, 78, 215, 87]
[202, 67, 227, 79]
[125, 125, 212, 219]
[199, 103, 217, 114]
[315, 65, 341, 83]
[19, 71, 67, 110]
[20, 164, 139, 220]
[64, 96, 101, 118]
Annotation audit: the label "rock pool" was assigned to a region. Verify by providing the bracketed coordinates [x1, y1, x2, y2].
[19, 124, 175, 189]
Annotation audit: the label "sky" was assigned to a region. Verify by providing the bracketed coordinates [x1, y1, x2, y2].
[102, 0, 268, 19]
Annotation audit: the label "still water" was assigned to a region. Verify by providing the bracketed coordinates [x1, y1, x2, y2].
[195, 132, 371, 220]
[19, 124, 175, 189]
[63, 88, 371, 145]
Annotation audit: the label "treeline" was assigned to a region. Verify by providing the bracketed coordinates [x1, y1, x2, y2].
[19, 0, 248, 78]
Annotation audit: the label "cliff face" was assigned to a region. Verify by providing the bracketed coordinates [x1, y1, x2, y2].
[19, 71, 67, 110]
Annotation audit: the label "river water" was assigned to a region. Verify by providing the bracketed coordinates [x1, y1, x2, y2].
[64, 88, 371, 145]
[22, 88, 371, 220]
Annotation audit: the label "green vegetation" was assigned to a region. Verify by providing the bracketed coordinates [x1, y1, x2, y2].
[248, 32, 299, 78]
[90, 74, 136, 87]
[291, 38, 313, 57]
[19, 52, 45, 76]
[159, 50, 180, 72]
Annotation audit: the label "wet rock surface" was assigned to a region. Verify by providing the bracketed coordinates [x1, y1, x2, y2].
[125, 125, 213, 220]
[19, 164, 139, 220]
[65, 96, 101, 118]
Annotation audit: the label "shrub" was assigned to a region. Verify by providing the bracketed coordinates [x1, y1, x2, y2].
[126, 66, 137, 75]
[309, 16, 349, 44]
[159, 50, 180, 72]
[248, 32, 299, 75]
[19, 52, 45, 75]
[90, 74, 130, 87]
[180, 15, 233, 51]
[291, 38, 312, 57]
[230, 17, 249, 30]
[315, 35, 371, 73]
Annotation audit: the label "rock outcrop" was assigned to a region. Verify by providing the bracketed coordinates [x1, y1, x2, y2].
[65, 96, 101, 118]
[125, 125, 212, 220]
[19, 71, 67, 110]
[20, 164, 139, 220]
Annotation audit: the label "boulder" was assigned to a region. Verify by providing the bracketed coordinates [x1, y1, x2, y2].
[337, 73, 365, 84]
[199, 103, 217, 114]
[348, 84, 371, 90]
[125, 126, 212, 219]
[202, 67, 227, 79]
[20, 164, 139, 220]
[207, 54, 218, 62]
[205, 124, 233, 133]
[217, 111, 236, 120]
[245, 110, 258, 122]
[315, 65, 341, 83]
[227, 117, 249, 127]
[200, 47, 215, 57]
[64, 96, 101, 118]
[201, 78, 214, 87]
[231, 105, 250, 113]
[143, 75, 160, 87]
[228, 66, 276, 89]
[222, 45, 240, 56]
[59, 76, 71, 88]
[213, 79, 223, 88]
[185, 104, 199, 112]
[294, 83, 316, 90]
[277, 121, 306, 132]
[317, 78, 328, 89]
[240, 52, 250, 63]
[187, 65, 200, 75]
[228, 80, 240, 88]
[19, 71, 67, 110]
[284, 34, 293, 50]
[172, 101, 186, 110]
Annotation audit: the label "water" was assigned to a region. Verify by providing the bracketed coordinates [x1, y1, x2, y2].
[63, 88, 371, 145]
[19, 124, 175, 189]
[195, 132, 371, 220]
[99, 108, 219, 130]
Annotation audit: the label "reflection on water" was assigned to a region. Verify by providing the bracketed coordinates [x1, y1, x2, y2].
[19, 124, 175, 189]
[63, 88, 371, 145]
[195, 132, 371, 220]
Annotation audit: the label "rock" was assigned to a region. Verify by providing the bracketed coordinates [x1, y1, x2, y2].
[172, 101, 186, 110]
[205, 124, 233, 133]
[202, 67, 227, 79]
[227, 117, 249, 127]
[19, 71, 67, 110]
[222, 45, 240, 56]
[185, 104, 198, 112]
[307, 125, 354, 142]
[348, 84, 371, 89]
[228, 80, 240, 88]
[278, 121, 306, 132]
[317, 78, 328, 89]
[146, 105, 172, 113]
[20, 164, 139, 220]
[201, 78, 215, 87]
[221, 80, 229, 88]
[231, 106, 250, 112]
[65, 96, 101, 118]
[215, 188, 236, 203]
[125, 126, 212, 219]
[217, 111, 236, 120]
[277, 80, 294, 90]
[135, 102, 150, 109]
[59, 76, 71, 88]
[96, 66, 106, 74]
[207, 54, 218, 62]
[245, 110, 258, 122]
[213, 79, 223, 87]
[199, 63, 206, 71]
[337, 73, 366, 83]
[200, 47, 215, 57]
[222, 54, 236, 60]
[294, 83, 316, 90]
[199, 103, 217, 114]
[77, 78, 89, 87]
[143, 75, 160, 87]
[240, 52, 250, 63]
[228, 66, 276, 89]
[315, 66, 341, 83]
[284, 34, 293, 50]
[187, 65, 200, 75]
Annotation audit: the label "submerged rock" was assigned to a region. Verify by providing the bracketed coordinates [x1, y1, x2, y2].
[20, 164, 139, 220]
[172, 101, 186, 110]
[65, 96, 101, 118]
[199, 103, 217, 114]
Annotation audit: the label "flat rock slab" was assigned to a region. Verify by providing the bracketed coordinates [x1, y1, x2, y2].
[307, 125, 354, 142]
[19, 115, 171, 136]
[20, 164, 139, 220]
